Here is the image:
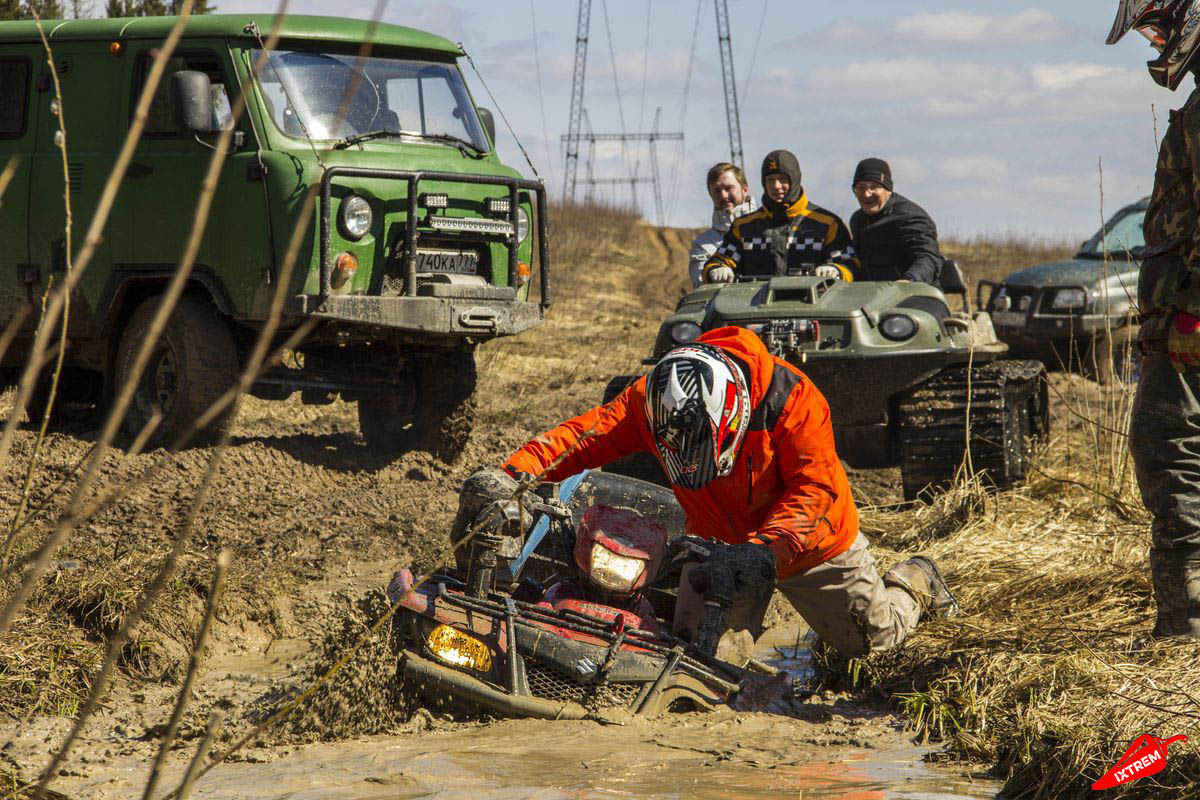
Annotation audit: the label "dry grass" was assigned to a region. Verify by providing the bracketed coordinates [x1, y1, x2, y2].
[823, 371, 1200, 799]
[942, 235, 1077, 305]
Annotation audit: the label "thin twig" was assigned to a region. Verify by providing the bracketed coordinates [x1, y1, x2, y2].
[141, 550, 229, 800]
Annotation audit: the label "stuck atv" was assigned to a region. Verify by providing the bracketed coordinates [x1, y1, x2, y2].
[387, 470, 796, 719]
[605, 263, 1048, 501]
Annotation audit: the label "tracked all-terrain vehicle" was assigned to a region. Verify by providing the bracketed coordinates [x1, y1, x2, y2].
[606, 264, 1048, 501]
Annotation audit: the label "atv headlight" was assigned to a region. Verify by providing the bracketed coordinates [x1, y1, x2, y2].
[1052, 288, 1087, 310]
[589, 543, 646, 595]
[425, 624, 492, 672]
[517, 206, 530, 244]
[880, 313, 917, 341]
[339, 195, 372, 240]
[670, 321, 702, 344]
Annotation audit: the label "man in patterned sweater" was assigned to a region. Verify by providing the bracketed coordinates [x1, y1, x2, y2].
[702, 149, 858, 284]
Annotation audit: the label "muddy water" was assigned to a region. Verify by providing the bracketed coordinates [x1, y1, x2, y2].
[150, 718, 1002, 800]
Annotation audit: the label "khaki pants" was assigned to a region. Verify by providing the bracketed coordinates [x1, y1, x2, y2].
[673, 533, 921, 657]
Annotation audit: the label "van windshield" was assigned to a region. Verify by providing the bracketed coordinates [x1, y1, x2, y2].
[1078, 205, 1146, 259]
[252, 49, 487, 149]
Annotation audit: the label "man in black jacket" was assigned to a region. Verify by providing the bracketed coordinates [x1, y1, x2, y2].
[849, 158, 943, 284]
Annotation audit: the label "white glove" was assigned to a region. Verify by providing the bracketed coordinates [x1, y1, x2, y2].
[814, 264, 842, 279]
[707, 266, 735, 284]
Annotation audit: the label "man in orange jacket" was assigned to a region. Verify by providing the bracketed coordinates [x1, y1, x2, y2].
[498, 326, 956, 656]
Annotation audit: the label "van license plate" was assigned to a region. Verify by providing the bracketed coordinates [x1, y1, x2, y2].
[416, 249, 479, 274]
[991, 311, 1026, 328]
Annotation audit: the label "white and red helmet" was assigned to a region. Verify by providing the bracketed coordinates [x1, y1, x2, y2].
[644, 343, 750, 490]
[1108, 0, 1200, 89]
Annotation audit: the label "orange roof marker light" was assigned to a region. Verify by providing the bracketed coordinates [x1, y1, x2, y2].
[108, 41, 124, 57]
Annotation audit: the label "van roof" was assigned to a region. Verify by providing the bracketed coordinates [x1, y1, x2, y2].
[0, 13, 461, 55]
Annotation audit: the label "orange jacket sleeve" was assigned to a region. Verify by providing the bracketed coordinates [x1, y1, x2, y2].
[503, 378, 651, 482]
[748, 377, 842, 564]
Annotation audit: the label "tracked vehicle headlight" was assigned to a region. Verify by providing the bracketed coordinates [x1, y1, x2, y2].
[426, 624, 492, 672]
[880, 313, 917, 341]
[339, 195, 372, 240]
[670, 321, 702, 344]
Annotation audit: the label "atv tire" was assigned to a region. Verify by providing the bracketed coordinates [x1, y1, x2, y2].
[897, 360, 1046, 502]
[358, 347, 477, 462]
[602, 374, 640, 405]
[115, 295, 239, 448]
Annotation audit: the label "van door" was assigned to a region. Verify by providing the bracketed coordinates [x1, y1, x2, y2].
[117, 44, 272, 317]
[0, 50, 40, 343]
[26, 45, 119, 338]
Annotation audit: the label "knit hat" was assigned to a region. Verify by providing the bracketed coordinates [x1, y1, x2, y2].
[853, 158, 893, 191]
[760, 149, 804, 212]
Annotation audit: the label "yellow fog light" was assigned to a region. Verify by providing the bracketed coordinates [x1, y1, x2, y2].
[425, 624, 492, 672]
[331, 251, 358, 289]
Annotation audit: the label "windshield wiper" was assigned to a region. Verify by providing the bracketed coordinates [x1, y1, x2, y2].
[420, 132, 488, 158]
[334, 129, 407, 149]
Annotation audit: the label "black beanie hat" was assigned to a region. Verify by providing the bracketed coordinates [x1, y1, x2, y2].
[853, 158, 893, 191]
[761, 149, 804, 211]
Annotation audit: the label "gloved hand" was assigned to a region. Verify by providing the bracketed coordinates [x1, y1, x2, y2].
[450, 467, 522, 563]
[689, 541, 777, 598]
[1169, 311, 1200, 372]
[707, 266, 735, 284]
[814, 264, 842, 279]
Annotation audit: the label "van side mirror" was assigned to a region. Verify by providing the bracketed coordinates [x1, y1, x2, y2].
[171, 70, 213, 134]
[476, 106, 496, 147]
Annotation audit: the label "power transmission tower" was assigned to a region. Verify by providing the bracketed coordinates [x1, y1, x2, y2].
[563, 0, 591, 201]
[565, 125, 683, 221]
[714, 0, 744, 167]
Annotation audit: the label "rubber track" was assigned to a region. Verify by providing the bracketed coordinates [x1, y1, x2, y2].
[898, 360, 1045, 498]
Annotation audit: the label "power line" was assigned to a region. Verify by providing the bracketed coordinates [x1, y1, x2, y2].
[740, 0, 769, 112]
[600, 0, 633, 186]
[666, 0, 704, 225]
[714, 0, 744, 167]
[529, 0, 558, 193]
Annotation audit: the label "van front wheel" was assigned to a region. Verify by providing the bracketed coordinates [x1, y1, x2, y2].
[357, 348, 477, 462]
[115, 295, 238, 448]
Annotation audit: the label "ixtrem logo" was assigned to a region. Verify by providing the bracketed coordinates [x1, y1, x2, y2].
[1092, 734, 1188, 790]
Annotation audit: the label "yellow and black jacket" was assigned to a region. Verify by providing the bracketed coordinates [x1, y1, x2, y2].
[702, 193, 858, 283]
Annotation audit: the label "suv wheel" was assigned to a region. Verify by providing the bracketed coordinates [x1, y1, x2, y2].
[357, 347, 477, 462]
[115, 295, 238, 448]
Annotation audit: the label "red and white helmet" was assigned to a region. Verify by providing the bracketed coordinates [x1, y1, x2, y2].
[1108, 0, 1200, 90]
[644, 343, 750, 490]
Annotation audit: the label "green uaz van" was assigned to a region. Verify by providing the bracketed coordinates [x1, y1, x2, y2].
[0, 14, 548, 457]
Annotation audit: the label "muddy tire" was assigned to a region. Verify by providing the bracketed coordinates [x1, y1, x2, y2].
[115, 295, 238, 448]
[898, 360, 1046, 502]
[1089, 326, 1141, 385]
[358, 348, 477, 462]
[26, 366, 103, 427]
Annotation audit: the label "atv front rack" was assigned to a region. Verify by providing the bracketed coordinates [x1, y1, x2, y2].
[399, 578, 742, 715]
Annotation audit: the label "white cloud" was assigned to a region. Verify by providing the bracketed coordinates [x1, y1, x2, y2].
[894, 10, 1061, 45]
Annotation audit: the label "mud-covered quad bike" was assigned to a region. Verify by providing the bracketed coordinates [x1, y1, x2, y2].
[387, 470, 794, 720]
[605, 262, 1049, 501]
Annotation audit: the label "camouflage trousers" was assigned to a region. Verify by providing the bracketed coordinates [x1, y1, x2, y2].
[1129, 351, 1200, 636]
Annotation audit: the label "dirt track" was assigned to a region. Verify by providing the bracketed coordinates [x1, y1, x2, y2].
[0, 213, 993, 798]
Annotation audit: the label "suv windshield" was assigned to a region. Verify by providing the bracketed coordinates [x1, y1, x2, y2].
[253, 49, 487, 149]
[1078, 206, 1145, 259]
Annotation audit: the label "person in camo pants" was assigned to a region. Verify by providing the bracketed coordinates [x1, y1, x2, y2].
[1109, 0, 1200, 639]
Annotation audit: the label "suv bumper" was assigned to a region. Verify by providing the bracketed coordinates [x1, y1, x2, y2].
[289, 291, 544, 336]
[992, 313, 1114, 348]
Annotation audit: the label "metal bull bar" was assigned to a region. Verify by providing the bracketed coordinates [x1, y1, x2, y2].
[319, 167, 551, 308]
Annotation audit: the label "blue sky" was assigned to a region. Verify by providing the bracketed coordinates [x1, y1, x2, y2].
[220, 1, 1178, 240]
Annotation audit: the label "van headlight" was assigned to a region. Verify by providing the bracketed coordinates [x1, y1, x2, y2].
[339, 195, 372, 240]
[516, 207, 530, 244]
[1051, 288, 1087, 310]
